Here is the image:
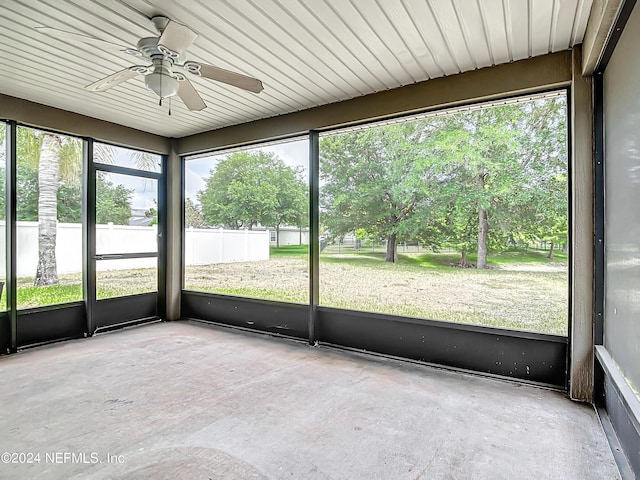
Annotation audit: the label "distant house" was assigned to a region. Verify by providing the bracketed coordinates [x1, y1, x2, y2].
[129, 208, 155, 227]
[252, 226, 309, 246]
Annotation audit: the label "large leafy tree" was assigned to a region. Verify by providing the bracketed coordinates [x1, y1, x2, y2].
[95, 174, 134, 225]
[426, 104, 527, 268]
[270, 161, 308, 247]
[321, 122, 444, 262]
[430, 98, 567, 267]
[319, 97, 567, 266]
[198, 151, 307, 239]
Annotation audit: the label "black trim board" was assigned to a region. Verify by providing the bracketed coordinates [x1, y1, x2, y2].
[0, 312, 9, 353]
[181, 292, 567, 387]
[93, 293, 158, 331]
[182, 291, 309, 340]
[318, 307, 567, 387]
[596, 0, 638, 74]
[596, 346, 640, 478]
[7, 121, 17, 352]
[17, 303, 85, 348]
[593, 73, 605, 345]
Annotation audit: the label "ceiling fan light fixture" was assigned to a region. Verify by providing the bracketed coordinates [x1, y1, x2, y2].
[41, 15, 264, 111]
[145, 72, 179, 98]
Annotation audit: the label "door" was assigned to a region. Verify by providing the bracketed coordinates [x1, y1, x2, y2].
[88, 144, 165, 332]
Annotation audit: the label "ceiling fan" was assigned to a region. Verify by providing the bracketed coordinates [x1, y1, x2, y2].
[36, 16, 264, 112]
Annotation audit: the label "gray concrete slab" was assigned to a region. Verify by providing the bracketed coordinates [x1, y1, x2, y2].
[0, 321, 619, 480]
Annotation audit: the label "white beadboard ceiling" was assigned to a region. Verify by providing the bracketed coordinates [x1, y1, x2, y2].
[0, 0, 592, 138]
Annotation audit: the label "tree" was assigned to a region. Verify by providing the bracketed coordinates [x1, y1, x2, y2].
[6, 166, 133, 226]
[35, 134, 63, 285]
[185, 198, 206, 228]
[11, 128, 84, 285]
[423, 97, 567, 268]
[423, 105, 525, 268]
[270, 162, 307, 248]
[198, 151, 307, 238]
[13, 131, 141, 286]
[95, 174, 133, 225]
[319, 97, 567, 267]
[320, 122, 443, 262]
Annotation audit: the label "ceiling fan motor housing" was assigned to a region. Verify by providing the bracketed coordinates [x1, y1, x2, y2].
[137, 37, 182, 98]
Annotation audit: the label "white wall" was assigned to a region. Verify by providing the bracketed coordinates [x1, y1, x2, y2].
[0, 222, 270, 278]
[603, 2, 640, 396]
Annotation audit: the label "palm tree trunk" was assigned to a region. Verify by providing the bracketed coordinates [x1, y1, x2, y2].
[35, 134, 60, 286]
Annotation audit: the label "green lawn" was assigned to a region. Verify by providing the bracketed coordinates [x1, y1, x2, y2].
[185, 247, 568, 336]
[272, 244, 567, 266]
[18, 283, 83, 308]
[14, 268, 158, 309]
[13, 247, 569, 336]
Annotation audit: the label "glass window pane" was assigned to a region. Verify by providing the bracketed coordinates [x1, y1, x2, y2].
[16, 127, 83, 309]
[96, 259, 157, 299]
[184, 139, 309, 304]
[0, 122, 6, 311]
[94, 143, 161, 172]
[96, 173, 158, 255]
[319, 94, 568, 335]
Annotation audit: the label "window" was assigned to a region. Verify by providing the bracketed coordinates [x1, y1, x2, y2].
[94, 143, 161, 172]
[93, 144, 161, 300]
[16, 126, 83, 309]
[0, 121, 6, 311]
[319, 93, 569, 335]
[184, 138, 309, 304]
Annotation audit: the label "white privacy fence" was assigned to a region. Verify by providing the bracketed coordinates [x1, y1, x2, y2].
[0, 222, 270, 278]
[184, 227, 270, 265]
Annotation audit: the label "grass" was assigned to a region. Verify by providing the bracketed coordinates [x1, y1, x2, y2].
[12, 247, 569, 336]
[14, 269, 158, 309]
[184, 248, 569, 336]
[269, 245, 309, 258]
[489, 248, 568, 265]
[272, 244, 567, 266]
[17, 283, 83, 308]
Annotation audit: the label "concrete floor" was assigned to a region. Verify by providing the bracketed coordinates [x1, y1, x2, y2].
[0, 321, 618, 480]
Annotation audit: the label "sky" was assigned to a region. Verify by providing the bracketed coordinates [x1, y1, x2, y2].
[0, 129, 308, 211]
[184, 138, 309, 202]
[96, 145, 162, 211]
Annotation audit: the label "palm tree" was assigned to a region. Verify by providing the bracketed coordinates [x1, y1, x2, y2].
[34, 134, 63, 285]
[9, 128, 156, 287]
[17, 129, 83, 286]
[33, 137, 155, 286]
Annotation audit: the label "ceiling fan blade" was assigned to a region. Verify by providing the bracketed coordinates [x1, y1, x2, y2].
[177, 78, 207, 111]
[85, 68, 141, 92]
[35, 27, 131, 50]
[158, 20, 197, 55]
[184, 62, 264, 93]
